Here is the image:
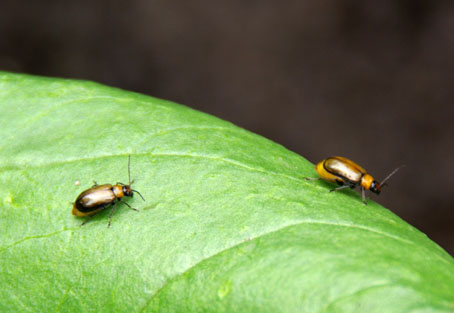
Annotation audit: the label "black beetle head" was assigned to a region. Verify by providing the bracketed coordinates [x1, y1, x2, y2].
[123, 185, 133, 197]
[369, 181, 381, 194]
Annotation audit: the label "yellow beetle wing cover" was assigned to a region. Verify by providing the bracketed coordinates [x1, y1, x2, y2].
[324, 157, 364, 183]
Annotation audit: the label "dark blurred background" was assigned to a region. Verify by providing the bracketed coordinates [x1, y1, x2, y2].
[1, 1, 453, 253]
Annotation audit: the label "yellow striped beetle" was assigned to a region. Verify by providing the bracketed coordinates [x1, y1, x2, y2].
[306, 156, 402, 204]
[72, 155, 144, 227]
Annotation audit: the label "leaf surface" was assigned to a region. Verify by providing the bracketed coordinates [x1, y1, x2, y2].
[0, 72, 453, 313]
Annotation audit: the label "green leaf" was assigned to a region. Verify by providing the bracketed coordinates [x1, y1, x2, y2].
[0, 71, 453, 313]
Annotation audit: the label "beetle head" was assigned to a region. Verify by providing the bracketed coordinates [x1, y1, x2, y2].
[369, 181, 381, 194]
[122, 185, 133, 197]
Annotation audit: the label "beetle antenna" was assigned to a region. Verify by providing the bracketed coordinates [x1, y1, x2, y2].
[380, 165, 405, 187]
[128, 154, 131, 185]
[132, 189, 145, 201]
[127, 155, 144, 201]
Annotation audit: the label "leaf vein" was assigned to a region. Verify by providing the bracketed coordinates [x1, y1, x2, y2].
[2, 152, 304, 183]
[0, 96, 172, 151]
[321, 283, 397, 313]
[0, 228, 75, 253]
[138, 219, 417, 312]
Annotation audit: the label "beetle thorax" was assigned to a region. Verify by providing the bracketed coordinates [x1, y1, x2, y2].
[112, 185, 125, 198]
[360, 174, 374, 190]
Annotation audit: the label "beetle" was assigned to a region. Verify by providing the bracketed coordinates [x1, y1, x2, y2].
[72, 155, 145, 227]
[305, 156, 402, 204]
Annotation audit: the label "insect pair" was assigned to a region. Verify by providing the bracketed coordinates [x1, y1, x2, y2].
[306, 156, 403, 205]
[72, 155, 145, 227]
[73, 155, 399, 226]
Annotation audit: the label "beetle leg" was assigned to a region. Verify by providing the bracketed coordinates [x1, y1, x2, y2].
[361, 187, 368, 205]
[119, 199, 139, 211]
[81, 216, 92, 226]
[92, 180, 98, 187]
[304, 177, 320, 181]
[329, 185, 351, 192]
[107, 202, 118, 228]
